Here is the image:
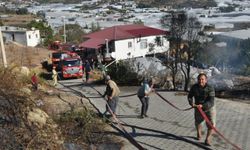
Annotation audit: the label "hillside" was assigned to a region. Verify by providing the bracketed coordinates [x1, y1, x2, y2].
[135, 0, 217, 8]
[33, 0, 217, 8]
[0, 14, 38, 27]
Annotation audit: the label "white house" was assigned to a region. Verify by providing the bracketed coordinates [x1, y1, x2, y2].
[1, 26, 40, 47]
[79, 24, 169, 61]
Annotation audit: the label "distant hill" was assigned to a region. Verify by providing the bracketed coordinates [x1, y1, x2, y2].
[34, 0, 217, 8]
[135, 0, 217, 8]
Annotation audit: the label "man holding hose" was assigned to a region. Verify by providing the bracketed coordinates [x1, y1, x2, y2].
[188, 73, 216, 146]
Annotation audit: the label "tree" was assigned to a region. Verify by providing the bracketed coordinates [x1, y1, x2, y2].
[57, 23, 86, 43]
[16, 8, 28, 15]
[180, 16, 202, 91]
[0, 20, 3, 26]
[133, 19, 144, 25]
[163, 11, 187, 90]
[161, 12, 203, 91]
[239, 38, 250, 75]
[90, 22, 101, 32]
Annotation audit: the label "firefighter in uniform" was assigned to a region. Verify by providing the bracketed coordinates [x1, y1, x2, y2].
[52, 66, 58, 86]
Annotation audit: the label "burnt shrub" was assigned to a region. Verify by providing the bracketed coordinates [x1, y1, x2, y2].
[107, 60, 139, 86]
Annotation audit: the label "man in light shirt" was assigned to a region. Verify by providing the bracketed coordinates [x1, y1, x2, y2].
[137, 78, 154, 118]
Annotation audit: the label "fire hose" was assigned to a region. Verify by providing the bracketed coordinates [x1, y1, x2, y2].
[155, 92, 193, 111]
[197, 106, 241, 150]
[58, 80, 241, 149]
[57, 82, 146, 149]
[155, 91, 242, 150]
[89, 86, 146, 150]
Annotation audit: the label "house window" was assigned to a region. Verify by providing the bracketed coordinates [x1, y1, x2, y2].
[28, 35, 31, 39]
[155, 36, 163, 46]
[140, 39, 147, 49]
[35, 34, 38, 38]
[128, 42, 132, 48]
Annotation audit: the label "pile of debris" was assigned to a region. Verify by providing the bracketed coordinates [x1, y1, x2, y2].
[130, 57, 250, 101]
[210, 74, 250, 101]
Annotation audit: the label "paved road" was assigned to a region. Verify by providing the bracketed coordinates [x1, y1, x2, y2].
[59, 79, 250, 150]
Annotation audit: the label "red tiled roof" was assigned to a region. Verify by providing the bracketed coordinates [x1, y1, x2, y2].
[79, 38, 104, 49]
[79, 24, 168, 48]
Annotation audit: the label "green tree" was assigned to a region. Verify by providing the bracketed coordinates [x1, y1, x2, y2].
[133, 19, 144, 25]
[0, 20, 3, 26]
[16, 8, 28, 15]
[90, 22, 101, 32]
[57, 23, 86, 43]
[107, 60, 139, 85]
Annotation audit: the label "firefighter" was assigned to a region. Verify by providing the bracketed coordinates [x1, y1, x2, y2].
[31, 73, 38, 90]
[52, 66, 58, 86]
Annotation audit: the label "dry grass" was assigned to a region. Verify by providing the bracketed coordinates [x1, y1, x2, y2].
[1, 14, 38, 26]
[0, 67, 63, 149]
[2, 43, 51, 68]
[54, 107, 110, 147]
[0, 43, 124, 149]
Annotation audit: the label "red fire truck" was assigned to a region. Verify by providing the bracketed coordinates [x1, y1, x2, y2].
[58, 53, 83, 79]
[51, 51, 68, 68]
[49, 41, 74, 51]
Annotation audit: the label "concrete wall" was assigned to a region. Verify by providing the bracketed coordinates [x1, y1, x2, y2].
[113, 35, 169, 60]
[3, 31, 27, 45]
[26, 30, 40, 47]
[2, 29, 40, 47]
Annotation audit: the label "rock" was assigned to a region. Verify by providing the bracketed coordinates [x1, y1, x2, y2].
[27, 108, 49, 128]
[96, 143, 123, 150]
[46, 90, 54, 96]
[20, 66, 30, 76]
[64, 143, 84, 150]
[36, 99, 44, 107]
[21, 87, 32, 95]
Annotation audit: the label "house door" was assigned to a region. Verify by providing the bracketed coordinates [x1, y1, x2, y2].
[12, 33, 15, 41]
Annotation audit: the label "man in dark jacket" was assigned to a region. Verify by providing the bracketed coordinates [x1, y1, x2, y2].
[85, 60, 91, 82]
[188, 73, 216, 146]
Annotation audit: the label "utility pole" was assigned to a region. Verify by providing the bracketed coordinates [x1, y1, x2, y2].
[0, 29, 7, 68]
[62, 16, 66, 43]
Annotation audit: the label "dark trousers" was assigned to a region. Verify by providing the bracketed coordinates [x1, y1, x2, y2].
[139, 96, 149, 116]
[32, 83, 38, 90]
[85, 71, 90, 81]
[106, 96, 118, 115]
